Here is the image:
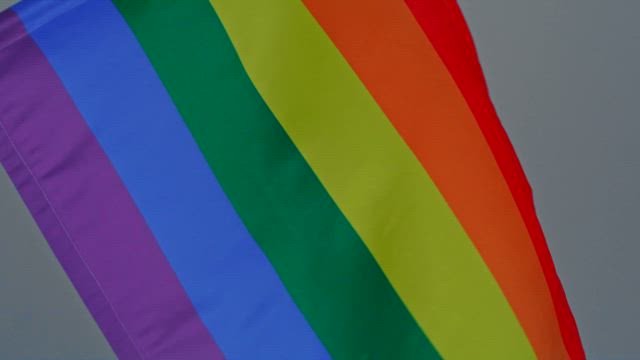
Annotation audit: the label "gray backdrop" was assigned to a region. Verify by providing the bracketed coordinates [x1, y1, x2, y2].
[1, 0, 638, 359]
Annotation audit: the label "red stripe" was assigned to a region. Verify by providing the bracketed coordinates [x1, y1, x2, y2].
[404, 1, 585, 358]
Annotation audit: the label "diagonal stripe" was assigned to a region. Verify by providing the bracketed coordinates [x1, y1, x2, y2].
[208, 0, 537, 358]
[404, 1, 586, 358]
[14, 0, 328, 358]
[0, 9, 223, 359]
[112, 0, 439, 358]
[302, 1, 569, 358]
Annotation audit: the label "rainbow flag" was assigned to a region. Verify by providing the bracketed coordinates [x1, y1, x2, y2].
[0, 0, 585, 359]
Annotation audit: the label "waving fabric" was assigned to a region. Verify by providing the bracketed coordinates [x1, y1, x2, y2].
[0, 0, 584, 359]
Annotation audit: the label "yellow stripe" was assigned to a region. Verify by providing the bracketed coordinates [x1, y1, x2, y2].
[208, 0, 535, 358]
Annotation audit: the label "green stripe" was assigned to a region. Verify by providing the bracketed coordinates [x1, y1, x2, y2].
[209, 1, 536, 359]
[112, 1, 439, 359]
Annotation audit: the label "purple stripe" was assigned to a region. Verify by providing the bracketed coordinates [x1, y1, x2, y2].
[0, 10, 224, 360]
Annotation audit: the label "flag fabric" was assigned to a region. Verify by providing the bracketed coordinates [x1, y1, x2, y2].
[0, 0, 584, 359]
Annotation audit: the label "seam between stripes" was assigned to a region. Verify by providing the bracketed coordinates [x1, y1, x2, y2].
[0, 0, 88, 52]
[0, 117, 145, 360]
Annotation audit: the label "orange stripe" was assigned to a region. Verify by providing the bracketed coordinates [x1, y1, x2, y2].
[302, 1, 569, 358]
[404, 1, 585, 358]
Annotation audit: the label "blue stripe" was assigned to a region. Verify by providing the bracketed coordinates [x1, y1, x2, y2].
[15, 1, 330, 358]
